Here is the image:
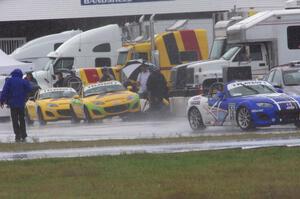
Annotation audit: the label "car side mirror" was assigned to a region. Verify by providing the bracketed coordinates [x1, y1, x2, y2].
[216, 91, 225, 99]
[28, 96, 35, 101]
[127, 85, 133, 91]
[272, 83, 282, 89]
[276, 88, 284, 93]
[73, 95, 80, 99]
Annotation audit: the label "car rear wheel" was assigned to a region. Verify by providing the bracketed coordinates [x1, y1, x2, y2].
[84, 106, 93, 123]
[188, 107, 206, 131]
[237, 107, 254, 131]
[37, 107, 47, 126]
[25, 108, 34, 126]
[70, 106, 80, 124]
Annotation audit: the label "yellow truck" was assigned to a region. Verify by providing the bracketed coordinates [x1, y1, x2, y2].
[116, 29, 209, 84]
[76, 29, 209, 87]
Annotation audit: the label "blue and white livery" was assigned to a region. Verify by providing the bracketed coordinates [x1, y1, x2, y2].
[187, 80, 300, 131]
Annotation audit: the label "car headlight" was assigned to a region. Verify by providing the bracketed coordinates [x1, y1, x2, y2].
[93, 101, 104, 106]
[256, 102, 273, 108]
[47, 103, 58, 108]
[127, 95, 135, 101]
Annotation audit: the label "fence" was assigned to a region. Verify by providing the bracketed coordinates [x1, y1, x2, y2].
[0, 37, 26, 54]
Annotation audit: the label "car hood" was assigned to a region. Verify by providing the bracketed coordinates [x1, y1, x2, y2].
[38, 98, 72, 105]
[241, 93, 300, 110]
[83, 91, 137, 102]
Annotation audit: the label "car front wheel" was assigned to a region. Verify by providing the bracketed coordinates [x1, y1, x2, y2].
[70, 106, 80, 124]
[25, 108, 34, 126]
[188, 107, 206, 131]
[84, 106, 93, 123]
[294, 121, 300, 129]
[237, 107, 254, 131]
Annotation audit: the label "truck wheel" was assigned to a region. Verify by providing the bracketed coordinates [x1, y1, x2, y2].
[37, 107, 47, 126]
[188, 107, 206, 131]
[25, 108, 34, 126]
[70, 106, 80, 124]
[237, 107, 254, 131]
[84, 106, 93, 123]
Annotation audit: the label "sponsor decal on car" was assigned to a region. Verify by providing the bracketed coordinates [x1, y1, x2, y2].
[227, 80, 270, 90]
[40, 88, 75, 94]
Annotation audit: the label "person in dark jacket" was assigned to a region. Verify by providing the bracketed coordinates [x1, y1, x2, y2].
[24, 72, 38, 85]
[24, 72, 40, 98]
[146, 67, 168, 111]
[0, 69, 32, 142]
[100, 67, 115, 82]
[53, 72, 64, 87]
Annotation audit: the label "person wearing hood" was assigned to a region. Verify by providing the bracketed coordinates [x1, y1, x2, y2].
[0, 69, 32, 142]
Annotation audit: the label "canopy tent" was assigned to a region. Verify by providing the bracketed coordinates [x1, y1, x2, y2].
[0, 49, 35, 75]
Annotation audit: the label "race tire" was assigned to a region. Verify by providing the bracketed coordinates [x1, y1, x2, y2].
[25, 108, 34, 126]
[37, 107, 47, 126]
[237, 107, 255, 131]
[294, 121, 300, 129]
[84, 106, 93, 123]
[70, 106, 80, 124]
[188, 107, 206, 131]
[63, 75, 82, 93]
[121, 113, 136, 122]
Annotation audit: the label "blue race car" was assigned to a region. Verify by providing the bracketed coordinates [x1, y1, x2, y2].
[187, 80, 300, 131]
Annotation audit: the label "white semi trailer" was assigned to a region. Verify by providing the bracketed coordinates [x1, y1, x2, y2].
[33, 24, 123, 89]
[10, 30, 82, 71]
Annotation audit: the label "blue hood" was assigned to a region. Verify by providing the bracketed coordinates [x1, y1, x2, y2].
[10, 69, 23, 78]
[242, 93, 300, 110]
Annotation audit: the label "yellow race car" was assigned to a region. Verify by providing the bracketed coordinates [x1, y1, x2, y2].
[25, 87, 78, 125]
[70, 81, 141, 122]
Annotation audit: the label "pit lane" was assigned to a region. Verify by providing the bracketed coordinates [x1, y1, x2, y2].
[0, 116, 299, 143]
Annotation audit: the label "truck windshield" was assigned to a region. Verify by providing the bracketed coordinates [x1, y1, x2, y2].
[53, 57, 74, 73]
[43, 58, 55, 71]
[210, 39, 226, 60]
[117, 51, 129, 65]
[221, 46, 240, 61]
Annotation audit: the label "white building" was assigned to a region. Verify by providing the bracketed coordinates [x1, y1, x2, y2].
[0, 0, 286, 21]
[0, 0, 286, 53]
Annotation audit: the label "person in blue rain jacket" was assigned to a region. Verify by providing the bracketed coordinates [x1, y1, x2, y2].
[0, 69, 32, 142]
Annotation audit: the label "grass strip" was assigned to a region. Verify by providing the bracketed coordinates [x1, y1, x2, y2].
[0, 147, 299, 199]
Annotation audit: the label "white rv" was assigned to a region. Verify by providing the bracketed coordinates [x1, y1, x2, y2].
[10, 30, 82, 71]
[209, 16, 243, 60]
[34, 24, 122, 88]
[187, 8, 300, 91]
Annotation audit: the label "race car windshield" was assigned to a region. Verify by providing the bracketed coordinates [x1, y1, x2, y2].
[229, 83, 276, 97]
[84, 84, 125, 97]
[39, 90, 76, 99]
[283, 70, 300, 86]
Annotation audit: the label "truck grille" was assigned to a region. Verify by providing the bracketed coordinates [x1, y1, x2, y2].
[185, 67, 194, 85]
[104, 104, 128, 113]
